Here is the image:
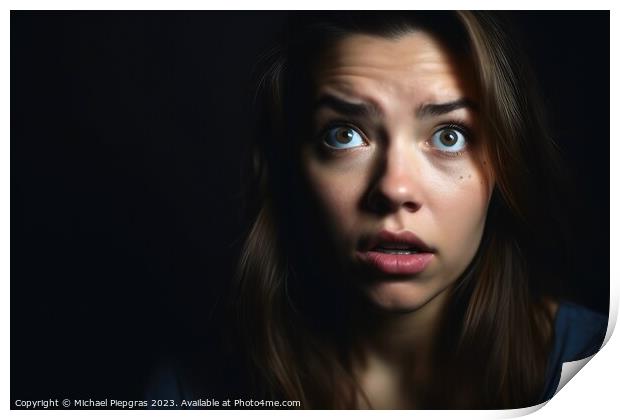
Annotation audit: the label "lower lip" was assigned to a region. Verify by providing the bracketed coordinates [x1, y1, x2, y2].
[356, 251, 434, 275]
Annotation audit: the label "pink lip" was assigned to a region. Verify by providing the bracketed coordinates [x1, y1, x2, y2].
[357, 229, 436, 275]
[362, 229, 435, 253]
[356, 251, 434, 275]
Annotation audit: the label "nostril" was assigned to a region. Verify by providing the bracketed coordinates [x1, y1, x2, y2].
[402, 201, 420, 212]
[364, 192, 394, 214]
[364, 191, 420, 215]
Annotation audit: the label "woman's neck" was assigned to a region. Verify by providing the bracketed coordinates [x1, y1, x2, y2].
[348, 285, 454, 408]
[353, 285, 452, 363]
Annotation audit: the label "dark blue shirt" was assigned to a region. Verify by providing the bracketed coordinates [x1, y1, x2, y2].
[146, 300, 608, 408]
[538, 300, 608, 404]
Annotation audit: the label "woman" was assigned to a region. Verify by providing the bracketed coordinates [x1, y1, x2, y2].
[146, 11, 608, 410]
[229, 11, 607, 409]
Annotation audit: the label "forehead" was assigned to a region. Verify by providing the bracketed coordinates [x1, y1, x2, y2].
[312, 31, 476, 106]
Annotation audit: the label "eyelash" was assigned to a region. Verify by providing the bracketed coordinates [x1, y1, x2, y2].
[317, 120, 369, 151]
[317, 119, 473, 157]
[319, 120, 367, 138]
[429, 120, 472, 159]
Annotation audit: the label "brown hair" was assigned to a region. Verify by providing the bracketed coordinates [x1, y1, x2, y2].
[231, 11, 571, 409]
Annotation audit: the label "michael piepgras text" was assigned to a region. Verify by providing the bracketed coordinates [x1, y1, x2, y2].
[13, 398, 302, 409]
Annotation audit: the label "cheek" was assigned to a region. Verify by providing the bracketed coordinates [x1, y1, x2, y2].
[302, 158, 367, 245]
[429, 167, 491, 266]
[436, 174, 489, 224]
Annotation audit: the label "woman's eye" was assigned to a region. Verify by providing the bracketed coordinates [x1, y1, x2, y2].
[323, 126, 365, 149]
[430, 126, 468, 154]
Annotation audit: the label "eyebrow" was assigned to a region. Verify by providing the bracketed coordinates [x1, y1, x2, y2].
[314, 94, 383, 118]
[416, 98, 478, 118]
[314, 94, 477, 119]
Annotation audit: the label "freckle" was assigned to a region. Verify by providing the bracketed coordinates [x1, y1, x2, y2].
[459, 176, 463, 180]
[468, 174, 471, 178]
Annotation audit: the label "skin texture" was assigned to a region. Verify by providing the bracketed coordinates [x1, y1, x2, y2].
[301, 31, 494, 314]
[298, 31, 496, 408]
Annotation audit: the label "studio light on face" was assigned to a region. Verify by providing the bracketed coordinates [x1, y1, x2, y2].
[301, 31, 493, 312]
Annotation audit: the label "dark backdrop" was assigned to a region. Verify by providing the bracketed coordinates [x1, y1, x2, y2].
[11, 11, 609, 405]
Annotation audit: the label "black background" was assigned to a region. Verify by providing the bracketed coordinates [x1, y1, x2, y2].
[11, 11, 609, 405]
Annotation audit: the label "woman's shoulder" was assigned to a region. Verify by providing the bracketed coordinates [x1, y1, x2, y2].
[538, 298, 608, 404]
[144, 359, 196, 408]
[144, 351, 250, 409]
[550, 299, 608, 361]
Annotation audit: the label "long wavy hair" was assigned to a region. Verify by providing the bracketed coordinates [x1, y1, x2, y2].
[229, 11, 573, 409]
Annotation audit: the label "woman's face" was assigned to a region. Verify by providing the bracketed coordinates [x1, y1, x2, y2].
[299, 30, 494, 313]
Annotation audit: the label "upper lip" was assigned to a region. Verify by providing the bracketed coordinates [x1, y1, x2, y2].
[362, 229, 435, 253]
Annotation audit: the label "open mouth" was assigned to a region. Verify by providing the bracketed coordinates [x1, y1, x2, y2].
[362, 229, 434, 254]
[356, 230, 435, 275]
[371, 243, 423, 255]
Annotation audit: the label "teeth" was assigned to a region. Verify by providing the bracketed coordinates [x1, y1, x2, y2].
[375, 247, 419, 255]
[377, 242, 415, 250]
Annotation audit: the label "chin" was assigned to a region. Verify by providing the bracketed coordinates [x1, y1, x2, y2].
[363, 280, 437, 313]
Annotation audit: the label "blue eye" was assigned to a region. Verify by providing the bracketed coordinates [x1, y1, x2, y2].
[430, 126, 468, 154]
[323, 126, 366, 149]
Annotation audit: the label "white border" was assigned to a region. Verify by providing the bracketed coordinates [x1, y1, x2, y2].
[5, 2, 616, 420]
[3, 0, 617, 10]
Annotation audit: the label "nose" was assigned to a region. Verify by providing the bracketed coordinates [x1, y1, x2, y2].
[365, 143, 422, 215]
